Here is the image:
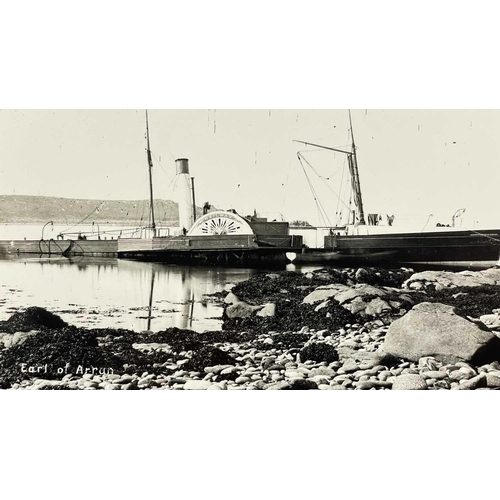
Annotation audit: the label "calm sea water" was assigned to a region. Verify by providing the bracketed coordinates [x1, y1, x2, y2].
[0, 255, 312, 332]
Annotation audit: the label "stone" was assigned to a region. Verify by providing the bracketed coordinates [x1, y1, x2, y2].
[256, 303, 276, 317]
[314, 301, 330, 312]
[302, 288, 340, 305]
[104, 384, 121, 390]
[350, 348, 399, 368]
[364, 297, 393, 316]
[235, 376, 251, 384]
[0, 333, 14, 348]
[265, 381, 292, 390]
[334, 284, 388, 305]
[224, 292, 241, 304]
[184, 380, 212, 390]
[480, 314, 500, 330]
[220, 366, 239, 375]
[261, 357, 276, 370]
[341, 359, 359, 373]
[288, 379, 318, 390]
[11, 330, 38, 347]
[344, 297, 370, 314]
[117, 374, 134, 384]
[456, 373, 487, 390]
[403, 269, 500, 290]
[383, 302, 500, 364]
[356, 380, 392, 390]
[310, 376, 331, 385]
[449, 370, 471, 381]
[392, 374, 428, 390]
[355, 268, 371, 281]
[310, 367, 336, 377]
[338, 340, 359, 349]
[418, 357, 441, 371]
[486, 374, 500, 388]
[225, 302, 261, 319]
[420, 370, 448, 380]
[207, 384, 222, 390]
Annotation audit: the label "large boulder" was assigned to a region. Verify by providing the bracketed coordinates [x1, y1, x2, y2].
[383, 302, 500, 364]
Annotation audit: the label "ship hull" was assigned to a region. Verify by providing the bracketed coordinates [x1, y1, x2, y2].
[319, 229, 500, 269]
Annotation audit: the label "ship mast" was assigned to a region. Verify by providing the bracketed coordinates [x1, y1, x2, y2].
[293, 111, 367, 226]
[145, 110, 156, 237]
[348, 110, 366, 225]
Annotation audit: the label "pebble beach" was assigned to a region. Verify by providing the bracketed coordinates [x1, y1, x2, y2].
[2, 265, 500, 390]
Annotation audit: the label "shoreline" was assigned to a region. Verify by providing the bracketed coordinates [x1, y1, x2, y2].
[1, 265, 500, 390]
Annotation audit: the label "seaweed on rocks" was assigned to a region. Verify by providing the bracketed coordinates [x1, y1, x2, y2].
[0, 326, 122, 385]
[131, 328, 258, 350]
[299, 343, 339, 363]
[223, 299, 357, 334]
[285, 379, 318, 390]
[350, 268, 414, 288]
[221, 267, 416, 333]
[230, 271, 335, 305]
[310, 267, 414, 288]
[182, 345, 236, 372]
[425, 285, 500, 319]
[0, 306, 68, 333]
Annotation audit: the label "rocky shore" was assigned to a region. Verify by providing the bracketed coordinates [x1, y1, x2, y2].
[1, 266, 500, 390]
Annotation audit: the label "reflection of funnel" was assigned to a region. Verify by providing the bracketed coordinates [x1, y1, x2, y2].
[174, 267, 193, 329]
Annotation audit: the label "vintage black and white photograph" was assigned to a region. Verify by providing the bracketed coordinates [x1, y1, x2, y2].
[1, 108, 499, 391]
[2, 1, 499, 498]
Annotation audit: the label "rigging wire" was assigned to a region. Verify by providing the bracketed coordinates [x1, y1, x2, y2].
[335, 157, 348, 226]
[60, 201, 106, 234]
[297, 153, 332, 227]
[298, 152, 352, 214]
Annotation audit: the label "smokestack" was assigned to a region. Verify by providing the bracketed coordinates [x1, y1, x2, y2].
[175, 158, 194, 233]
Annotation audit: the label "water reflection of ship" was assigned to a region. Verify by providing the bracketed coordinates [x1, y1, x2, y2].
[117, 260, 234, 332]
[144, 269, 195, 331]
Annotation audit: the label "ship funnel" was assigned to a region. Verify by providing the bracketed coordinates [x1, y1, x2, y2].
[176, 158, 190, 175]
[175, 158, 195, 233]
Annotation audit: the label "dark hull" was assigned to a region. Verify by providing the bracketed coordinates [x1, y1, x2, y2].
[119, 247, 297, 266]
[320, 228, 500, 269]
[289, 249, 397, 265]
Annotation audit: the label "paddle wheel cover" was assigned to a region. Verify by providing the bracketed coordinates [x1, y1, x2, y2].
[187, 211, 255, 236]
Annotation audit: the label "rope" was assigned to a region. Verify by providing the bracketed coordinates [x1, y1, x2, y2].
[468, 229, 500, 243]
[297, 153, 332, 227]
[298, 152, 352, 213]
[335, 157, 347, 226]
[60, 201, 106, 234]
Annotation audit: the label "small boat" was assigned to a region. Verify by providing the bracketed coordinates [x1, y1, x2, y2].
[290, 112, 500, 270]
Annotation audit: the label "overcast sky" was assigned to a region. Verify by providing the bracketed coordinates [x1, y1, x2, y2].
[0, 109, 499, 227]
